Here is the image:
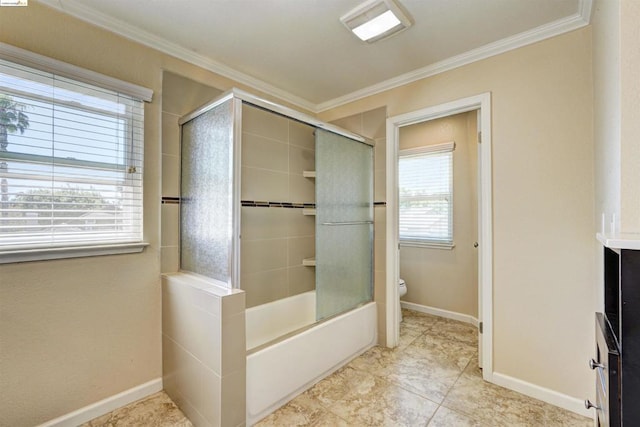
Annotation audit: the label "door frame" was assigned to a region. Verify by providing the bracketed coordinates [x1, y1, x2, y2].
[384, 92, 493, 380]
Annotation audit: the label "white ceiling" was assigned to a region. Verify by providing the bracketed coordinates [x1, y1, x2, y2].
[38, 0, 591, 112]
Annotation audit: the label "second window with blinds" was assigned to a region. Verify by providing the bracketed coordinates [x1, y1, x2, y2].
[398, 141, 454, 248]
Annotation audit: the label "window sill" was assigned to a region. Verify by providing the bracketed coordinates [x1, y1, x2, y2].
[400, 241, 455, 250]
[0, 242, 149, 264]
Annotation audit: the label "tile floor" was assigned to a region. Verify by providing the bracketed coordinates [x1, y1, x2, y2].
[84, 309, 593, 426]
[80, 391, 192, 427]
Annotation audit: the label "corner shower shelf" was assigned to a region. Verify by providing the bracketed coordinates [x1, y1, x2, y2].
[302, 257, 316, 267]
[302, 208, 316, 216]
[303, 170, 316, 178]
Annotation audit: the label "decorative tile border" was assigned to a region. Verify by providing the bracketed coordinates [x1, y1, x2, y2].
[241, 200, 316, 209]
[161, 196, 181, 204]
[163, 198, 383, 207]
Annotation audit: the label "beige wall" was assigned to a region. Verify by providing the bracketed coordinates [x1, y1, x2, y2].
[320, 29, 595, 402]
[592, 0, 620, 238]
[240, 105, 316, 307]
[331, 107, 387, 345]
[0, 3, 278, 425]
[592, 0, 640, 234]
[619, 0, 640, 233]
[398, 112, 478, 318]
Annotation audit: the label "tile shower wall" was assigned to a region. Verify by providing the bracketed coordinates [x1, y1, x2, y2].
[241, 105, 316, 308]
[331, 107, 387, 345]
[160, 72, 222, 274]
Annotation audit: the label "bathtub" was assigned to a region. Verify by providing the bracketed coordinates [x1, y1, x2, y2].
[246, 291, 317, 351]
[246, 292, 377, 425]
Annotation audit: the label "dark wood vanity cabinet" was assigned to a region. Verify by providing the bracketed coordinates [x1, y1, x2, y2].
[591, 242, 640, 426]
[593, 311, 620, 427]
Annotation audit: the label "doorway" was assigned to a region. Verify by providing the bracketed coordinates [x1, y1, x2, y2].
[385, 93, 493, 380]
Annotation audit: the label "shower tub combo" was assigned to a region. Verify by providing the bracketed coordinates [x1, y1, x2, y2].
[163, 89, 376, 426]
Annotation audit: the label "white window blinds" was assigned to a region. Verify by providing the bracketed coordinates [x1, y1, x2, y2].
[398, 142, 454, 246]
[0, 57, 144, 251]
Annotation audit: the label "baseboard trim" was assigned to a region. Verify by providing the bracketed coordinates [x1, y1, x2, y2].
[37, 378, 163, 427]
[491, 372, 592, 418]
[401, 301, 479, 327]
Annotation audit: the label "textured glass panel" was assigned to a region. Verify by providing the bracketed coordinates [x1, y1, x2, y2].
[316, 129, 373, 320]
[180, 101, 234, 283]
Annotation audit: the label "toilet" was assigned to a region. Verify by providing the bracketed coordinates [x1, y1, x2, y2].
[398, 278, 407, 322]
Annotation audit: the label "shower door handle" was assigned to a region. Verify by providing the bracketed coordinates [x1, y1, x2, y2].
[320, 221, 374, 226]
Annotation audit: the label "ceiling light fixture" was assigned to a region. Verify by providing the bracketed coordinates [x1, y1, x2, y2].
[340, 0, 413, 43]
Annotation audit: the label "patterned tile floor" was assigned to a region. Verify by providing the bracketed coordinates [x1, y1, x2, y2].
[80, 392, 192, 427]
[84, 309, 592, 426]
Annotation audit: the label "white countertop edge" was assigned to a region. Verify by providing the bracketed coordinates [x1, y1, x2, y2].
[597, 232, 640, 250]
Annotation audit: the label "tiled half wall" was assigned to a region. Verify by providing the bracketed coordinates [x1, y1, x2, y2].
[162, 273, 246, 427]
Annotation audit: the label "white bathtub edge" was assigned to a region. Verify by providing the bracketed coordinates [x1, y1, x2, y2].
[246, 302, 377, 425]
[249, 339, 376, 425]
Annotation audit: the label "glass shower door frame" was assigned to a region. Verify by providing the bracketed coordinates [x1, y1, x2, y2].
[231, 98, 242, 289]
[178, 93, 242, 289]
[178, 87, 371, 294]
[315, 129, 374, 321]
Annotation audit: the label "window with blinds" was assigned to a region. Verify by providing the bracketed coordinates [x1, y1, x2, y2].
[0, 58, 144, 251]
[398, 142, 454, 247]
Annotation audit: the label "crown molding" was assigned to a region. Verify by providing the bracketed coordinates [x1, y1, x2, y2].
[36, 0, 317, 112]
[578, 0, 593, 23]
[37, 0, 592, 114]
[316, 0, 593, 112]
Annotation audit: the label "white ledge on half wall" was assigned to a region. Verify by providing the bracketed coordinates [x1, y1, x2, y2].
[597, 232, 640, 250]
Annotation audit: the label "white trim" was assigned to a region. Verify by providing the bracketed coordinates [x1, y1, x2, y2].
[0, 242, 148, 264]
[0, 41, 153, 102]
[399, 241, 455, 250]
[578, 0, 593, 23]
[401, 301, 478, 327]
[385, 93, 493, 385]
[399, 141, 455, 156]
[37, 0, 591, 113]
[316, 0, 592, 112]
[491, 372, 592, 418]
[596, 231, 640, 250]
[385, 117, 401, 348]
[36, 378, 163, 427]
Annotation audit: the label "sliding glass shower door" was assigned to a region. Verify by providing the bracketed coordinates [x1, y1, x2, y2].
[315, 129, 373, 320]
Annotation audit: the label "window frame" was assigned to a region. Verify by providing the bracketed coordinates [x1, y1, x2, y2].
[0, 43, 152, 263]
[398, 141, 455, 250]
